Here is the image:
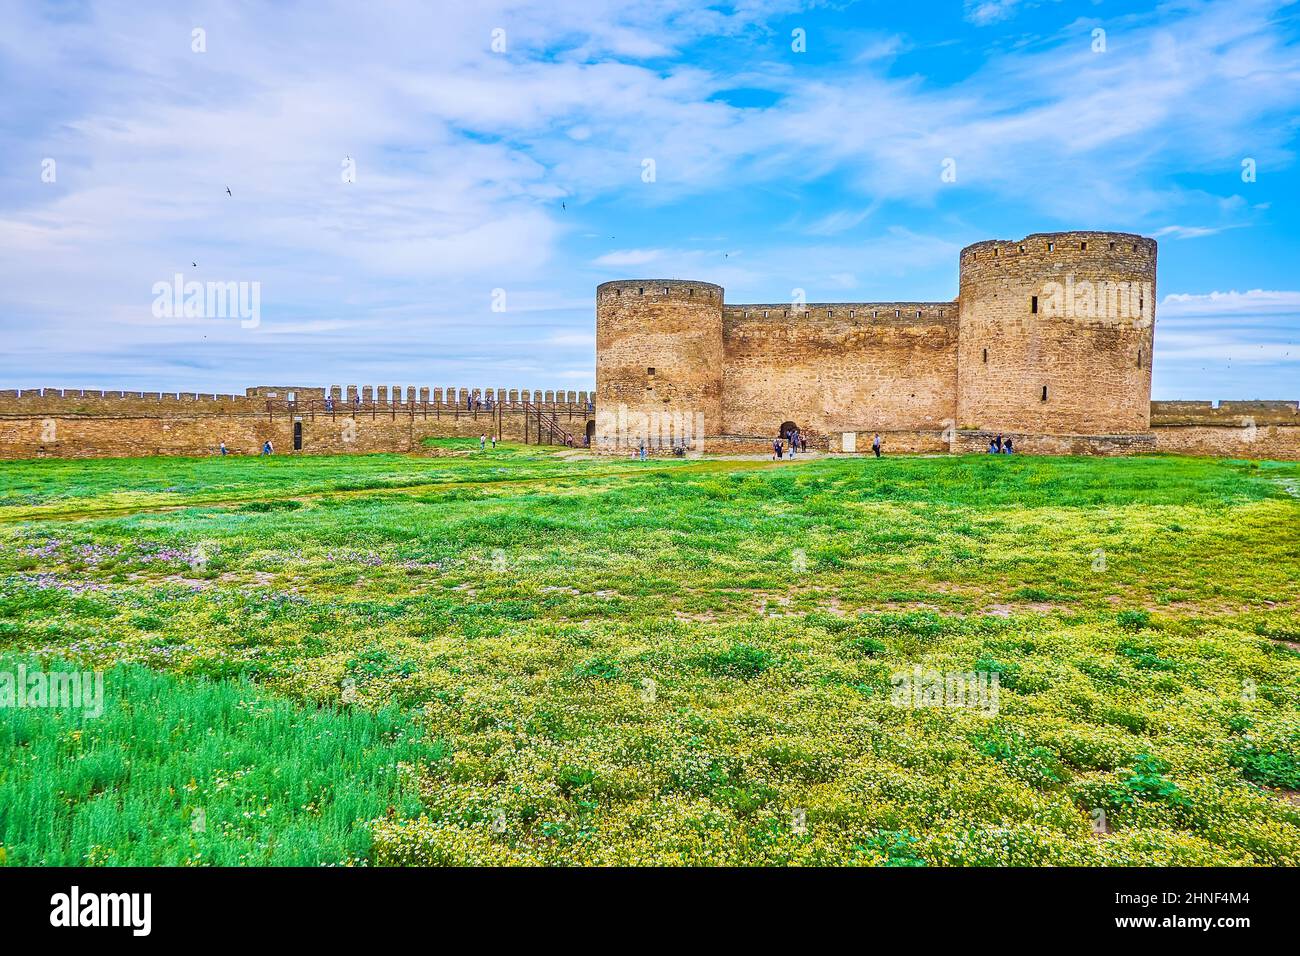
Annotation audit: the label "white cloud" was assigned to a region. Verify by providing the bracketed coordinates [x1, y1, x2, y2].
[1160, 290, 1300, 316]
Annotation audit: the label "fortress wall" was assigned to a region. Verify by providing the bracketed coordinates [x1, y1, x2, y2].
[0, 388, 594, 458]
[595, 281, 724, 446]
[1150, 424, 1300, 460]
[720, 304, 959, 437]
[1146, 400, 1300, 459]
[956, 232, 1156, 434]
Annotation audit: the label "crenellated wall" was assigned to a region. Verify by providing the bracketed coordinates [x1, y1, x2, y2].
[0, 386, 595, 458]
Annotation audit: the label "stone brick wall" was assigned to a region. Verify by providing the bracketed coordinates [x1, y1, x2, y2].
[951, 430, 1158, 456]
[1147, 401, 1300, 459]
[1150, 424, 1300, 459]
[721, 304, 958, 440]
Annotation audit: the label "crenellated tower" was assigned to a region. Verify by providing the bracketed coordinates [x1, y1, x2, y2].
[955, 231, 1156, 436]
[594, 280, 724, 449]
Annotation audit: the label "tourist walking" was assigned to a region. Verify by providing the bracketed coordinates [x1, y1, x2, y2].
[1003, 437, 1014, 454]
[219, 441, 228, 456]
[480, 433, 486, 450]
[872, 434, 882, 458]
[262, 440, 273, 456]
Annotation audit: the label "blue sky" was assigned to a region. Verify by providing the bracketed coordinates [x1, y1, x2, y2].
[1, 0, 1298, 399]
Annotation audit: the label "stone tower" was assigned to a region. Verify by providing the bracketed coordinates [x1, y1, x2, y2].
[955, 231, 1156, 436]
[594, 280, 724, 450]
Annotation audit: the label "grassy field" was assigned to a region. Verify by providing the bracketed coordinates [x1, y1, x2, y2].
[1, 442, 1298, 865]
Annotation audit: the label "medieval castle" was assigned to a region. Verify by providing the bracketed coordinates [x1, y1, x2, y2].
[595, 230, 1296, 457]
[0, 230, 1296, 460]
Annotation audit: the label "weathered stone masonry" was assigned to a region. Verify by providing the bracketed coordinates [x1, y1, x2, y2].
[594, 230, 1299, 459]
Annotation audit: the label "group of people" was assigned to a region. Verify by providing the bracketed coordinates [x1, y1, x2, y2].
[772, 430, 807, 460]
[774, 430, 886, 459]
[987, 434, 1015, 454]
[216, 440, 274, 455]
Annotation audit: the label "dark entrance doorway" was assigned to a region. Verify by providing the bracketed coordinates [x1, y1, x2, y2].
[779, 421, 798, 440]
[585, 419, 596, 446]
[293, 421, 303, 451]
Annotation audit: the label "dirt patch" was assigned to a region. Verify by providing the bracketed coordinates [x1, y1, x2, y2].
[165, 574, 213, 589]
[673, 610, 717, 623]
[822, 596, 848, 617]
[986, 602, 1063, 617]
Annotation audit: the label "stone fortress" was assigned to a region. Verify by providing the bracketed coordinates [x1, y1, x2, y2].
[0, 229, 1296, 460]
[595, 230, 1298, 458]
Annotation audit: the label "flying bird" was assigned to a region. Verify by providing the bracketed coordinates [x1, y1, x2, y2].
[192, 262, 197, 268]
[226, 186, 231, 196]
[561, 202, 566, 211]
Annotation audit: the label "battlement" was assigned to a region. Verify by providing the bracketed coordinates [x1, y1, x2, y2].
[1151, 400, 1299, 426]
[0, 385, 594, 415]
[724, 302, 957, 325]
[960, 231, 1157, 266]
[597, 280, 723, 306]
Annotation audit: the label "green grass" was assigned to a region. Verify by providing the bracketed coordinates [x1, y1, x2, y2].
[1, 449, 1298, 865]
[0, 653, 443, 865]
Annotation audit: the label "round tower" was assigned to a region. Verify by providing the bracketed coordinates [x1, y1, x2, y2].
[595, 280, 724, 452]
[955, 231, 1156, 439]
